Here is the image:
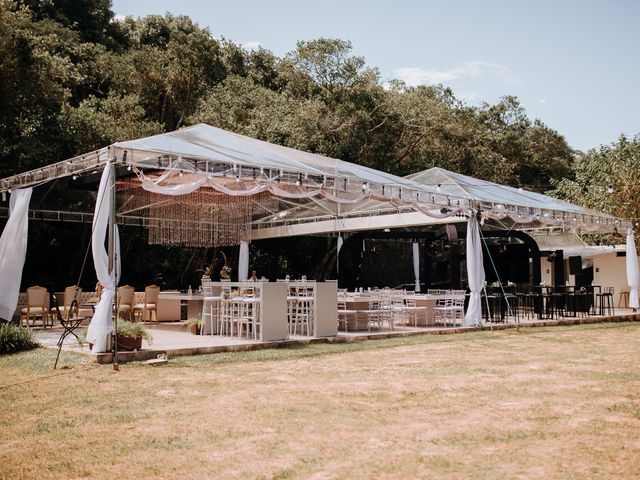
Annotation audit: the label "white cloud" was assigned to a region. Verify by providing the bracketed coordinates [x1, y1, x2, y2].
[242, 41, 262, 51]
[539, 98, 548, 104]
[392, 61, 517, 87]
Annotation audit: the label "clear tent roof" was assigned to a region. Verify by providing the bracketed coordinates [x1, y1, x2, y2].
[0, 123, 629, 245]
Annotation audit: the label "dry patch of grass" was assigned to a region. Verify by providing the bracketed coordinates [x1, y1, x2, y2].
[1, 322, 640, 479]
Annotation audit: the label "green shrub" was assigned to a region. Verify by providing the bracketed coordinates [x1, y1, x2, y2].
[115, 320, 152, 343]
[0, 323, 40, 354]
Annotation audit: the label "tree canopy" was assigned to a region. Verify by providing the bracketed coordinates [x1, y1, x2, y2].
[0, 0, 634, 289]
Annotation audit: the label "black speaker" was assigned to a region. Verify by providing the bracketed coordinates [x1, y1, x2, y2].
[569, 256, 582, 275]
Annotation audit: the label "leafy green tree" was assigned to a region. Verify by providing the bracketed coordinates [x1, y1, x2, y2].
[59, 92, 163, 153]
[552, 134, 640, 244]
[0, 2, 83, 174]
[17, 0, 126, 48]
[114, 14, 227, 130]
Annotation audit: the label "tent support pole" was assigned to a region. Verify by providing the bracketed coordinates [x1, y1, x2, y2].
[108, 163, 118, 370]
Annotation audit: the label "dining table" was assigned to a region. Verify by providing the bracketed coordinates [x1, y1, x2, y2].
[340, 293, 442, 330]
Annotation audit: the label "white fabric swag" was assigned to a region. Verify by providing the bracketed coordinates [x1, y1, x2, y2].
[464, 214, 485, 326]
[626, 230, 639, 309]
[412, 242, 421, 292]
[86, 164, 116, 353]
[0, 188, 33, 320]
[238, 241, 249, 281]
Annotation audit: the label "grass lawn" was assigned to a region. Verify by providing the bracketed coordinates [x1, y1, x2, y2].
[1, 322, 640, 479]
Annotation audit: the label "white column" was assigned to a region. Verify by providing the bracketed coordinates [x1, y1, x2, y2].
[0, 188, 33, 320]
[626, 230, 639, 310]
[238, 241, 249, 281]
[336, 235, 344, 274]
[412, 241, 421, 292]
[464, 213, 485, 326]
[86, 164, 115, 353]
[114, 223, 121, 287]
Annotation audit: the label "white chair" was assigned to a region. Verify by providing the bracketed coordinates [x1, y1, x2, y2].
[433, 295, 465, 326]
[337, 291, 359, 331]
[402, 291, 423, 328]
[366, 298, 393, 332]
[433, 296, 452, 326]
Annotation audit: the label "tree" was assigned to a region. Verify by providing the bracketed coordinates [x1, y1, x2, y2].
[17, 0, 126, 49]
[59, 92, 163, 153]
[551, 134, 640, 245]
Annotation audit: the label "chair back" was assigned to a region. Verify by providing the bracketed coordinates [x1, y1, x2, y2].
[117, 285, 135, 306]
[144, 285, 160, 304]
[63, 285, 82, 309]
[604, 286, 615, 294]
[26, 286, 47, 308]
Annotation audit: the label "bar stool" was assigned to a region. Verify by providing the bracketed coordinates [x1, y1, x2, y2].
[618, 290, 630, 309]
[200, 284, 220, 336]
[236, 296, 260, 339]
[596, 287, 615, 316]
[288, 286, 314, 336]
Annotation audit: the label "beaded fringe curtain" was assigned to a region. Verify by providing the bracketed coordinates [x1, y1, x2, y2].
[118, 179, 274, 247]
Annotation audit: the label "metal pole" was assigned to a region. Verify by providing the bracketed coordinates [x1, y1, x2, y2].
[107, 162, 119, 370]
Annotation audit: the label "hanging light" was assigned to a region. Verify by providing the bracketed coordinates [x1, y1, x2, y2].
[436, 184, 442, 193]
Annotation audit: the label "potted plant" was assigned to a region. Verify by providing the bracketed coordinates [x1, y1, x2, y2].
[185, 317, 204, 335]
[114, 320, 152, 351]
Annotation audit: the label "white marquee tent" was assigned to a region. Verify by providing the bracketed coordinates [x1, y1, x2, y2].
[0, 124, 636, 352]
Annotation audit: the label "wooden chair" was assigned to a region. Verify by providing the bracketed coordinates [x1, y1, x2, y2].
[51, 286, 82, 321]
[133, 285, 160, 321]
[116, 285, 135, 321]
[21, 286, 50, 327]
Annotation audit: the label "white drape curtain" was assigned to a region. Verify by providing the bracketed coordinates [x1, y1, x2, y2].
[238, 241, 249, 281]
[0, 189, 32, 320]
[464, 214, 485, 326]
[626, 230, 639, 309]
[86, 164, 115, 353]
[337, 235, 344, 275]
[412, 241, 421, 292]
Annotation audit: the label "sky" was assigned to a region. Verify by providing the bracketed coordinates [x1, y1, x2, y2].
[112, 0, 640, 152]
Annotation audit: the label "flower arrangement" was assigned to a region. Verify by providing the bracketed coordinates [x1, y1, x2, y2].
[218, 250, 231, 279]
[199, 250, 232, 280]
[220, 265, 232, 279]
